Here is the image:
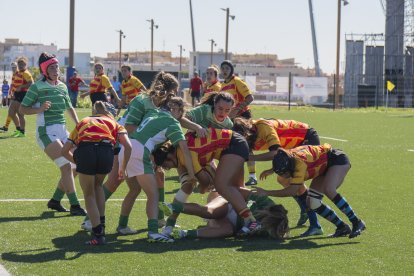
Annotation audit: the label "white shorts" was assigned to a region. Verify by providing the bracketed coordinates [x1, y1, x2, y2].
[36, 124, 69, 150]
[119, 139, 154, 178]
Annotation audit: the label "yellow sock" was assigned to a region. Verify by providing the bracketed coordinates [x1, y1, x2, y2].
[247, 163, 256, 174]
[4, 116, 11, 128]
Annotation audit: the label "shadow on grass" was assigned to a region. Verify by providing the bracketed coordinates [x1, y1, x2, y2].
[165, 175, 179, 182]
[2, 231, 360, 263]
[165, 188, 179, 195]
[0, 211, 70, 223]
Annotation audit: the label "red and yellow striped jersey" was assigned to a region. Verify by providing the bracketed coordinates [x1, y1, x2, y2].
[69, 115, 126, 145]
[288, 144, 332, 184]
[253, 119, 310, 151]
[121, 75, 144, 104]
[12, 70, 33, 93]
[220, 76, 252, 114]
[89, 74, 112, 94]
[177, 128, 233, 173]
[203, 80, 221, 94]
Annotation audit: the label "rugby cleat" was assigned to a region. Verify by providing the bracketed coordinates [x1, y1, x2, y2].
[329, 223, 351, 238]
[0, 126, 8, 132]
[245, 177, 258, 186]
[81, 220, 92, 232]
[116, 226, 138, 235]
[171, 229, 187, 240]
[349, 220, 366, 239]
[147, 232, 174, 243]
[70, 205, 87, 216]
[85, 235, 106, 246]
[47, 199, 68, 212]
[300, 226, 324, 237]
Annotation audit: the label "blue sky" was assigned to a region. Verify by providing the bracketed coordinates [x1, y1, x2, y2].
[0, 0, 385, 73]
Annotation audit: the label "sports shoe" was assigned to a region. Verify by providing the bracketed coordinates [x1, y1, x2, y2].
[117, 226, 138, 235]
[245, 177, 258, 186]
[14, 131, 25, 137]
[237, 221, 262, 237]
[47, 199, 68, 212]
[161, 226, 173, 237]
[11, 130, 22, 137]
[297, 212, 309, 226]
[147, 232, 174, 243]
[329, 223, 352, 238]
[0, 126, 8, 132]
[70, 205, 86, 216]
[85, 235, 106, 246]
[171, 229, 187, 240]
[349, 220, 366, 239]
[158, 218, 166, 228]
[81, 220, 92, 232]
[300, 226, 324, 237]
[159, 202, 173, 217]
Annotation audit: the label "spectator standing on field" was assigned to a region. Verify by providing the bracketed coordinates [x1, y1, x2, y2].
[189, 71, 203, 106]
[68, 71, 87, 108]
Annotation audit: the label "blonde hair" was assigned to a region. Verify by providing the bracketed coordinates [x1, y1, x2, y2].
[17, 57, 28, 65]
[207, 64, 220, 77]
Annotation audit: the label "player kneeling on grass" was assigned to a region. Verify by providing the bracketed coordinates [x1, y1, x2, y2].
[118, 96, 197, 243]
[154, 128, 261, 238]
[20, 52, 85, 216]
[160, 188, 289, 240]
[255, 144, 366, 239]
[62, 101, 132, 245]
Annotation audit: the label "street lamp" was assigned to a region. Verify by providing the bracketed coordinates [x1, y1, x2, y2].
[209, 39, 217, 65]
[334, 0, 349, 109]
[178, 45, 185, 86]
[221, 8, 235, 60]
[147, 19, 158, 71]
[116, 30, 126, 69]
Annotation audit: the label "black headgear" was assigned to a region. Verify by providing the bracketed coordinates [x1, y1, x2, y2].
[272, 150, 293, 175]
[220, 60, 234, 77]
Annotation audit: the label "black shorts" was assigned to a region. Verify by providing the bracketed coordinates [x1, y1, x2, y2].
[221, 132, 249, 161]
[74, 142, 114, 175]
[14, 92, 26, 103]
[302, 128, 320, 146]
[191, 90, 201, 98]
[327, 149, 350, 168]
[90, 92, 108, 104]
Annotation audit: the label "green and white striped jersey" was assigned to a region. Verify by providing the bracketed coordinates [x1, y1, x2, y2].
[21, 80, 72, 126]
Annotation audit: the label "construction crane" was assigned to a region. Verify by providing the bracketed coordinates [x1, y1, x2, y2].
[308, 0, 321, 76]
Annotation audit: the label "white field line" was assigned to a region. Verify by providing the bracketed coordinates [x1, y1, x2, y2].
[407, 149, 414, 152]
[319, 136, 348, 142]
[0, 198, 147, 202]
[0, 264, 10, 276]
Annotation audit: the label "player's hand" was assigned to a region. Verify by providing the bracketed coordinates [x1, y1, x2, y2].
[118, 168, 127, 180]
[41, 101, 52, 111]
[259, 169, 274, 181]
[195, 126, 208, 138]
[252, 187, 268, 197]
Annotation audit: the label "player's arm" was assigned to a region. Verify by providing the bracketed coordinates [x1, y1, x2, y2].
[249, 145, 280, 161]
[254, 184, 301, 198]
[61, 141, 75, 163]
[66, 107, 79, 125]
[179, 117, 208, 138]
[118, 133, 132, 179]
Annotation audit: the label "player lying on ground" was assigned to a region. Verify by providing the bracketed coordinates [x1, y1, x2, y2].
[160, 188, 289, 240]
